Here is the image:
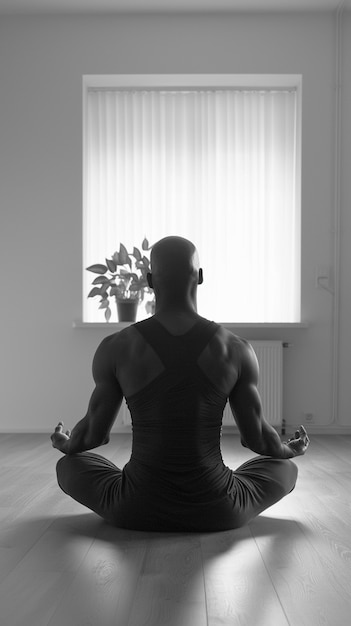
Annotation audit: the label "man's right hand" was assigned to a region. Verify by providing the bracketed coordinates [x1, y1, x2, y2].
[284, 425, 310, 457]
[51, 421, 71, 454]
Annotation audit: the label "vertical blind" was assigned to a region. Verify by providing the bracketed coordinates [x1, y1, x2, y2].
[83, 88, 300, 323]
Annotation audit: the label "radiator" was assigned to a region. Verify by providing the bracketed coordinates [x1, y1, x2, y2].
[117, 340, 283, 429]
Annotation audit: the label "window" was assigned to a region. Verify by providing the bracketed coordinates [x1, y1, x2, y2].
[83, 74, 301, 323]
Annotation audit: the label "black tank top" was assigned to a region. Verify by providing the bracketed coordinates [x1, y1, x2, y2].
[118, 316, 236, 531]
[127, 317, 227, 468]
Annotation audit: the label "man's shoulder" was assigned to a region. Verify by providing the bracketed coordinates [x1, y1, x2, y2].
[94, 327, 133, 360]
[202, 322, 249, 367]
[213, 324, 249, 352]
[102, 323, 148, 358]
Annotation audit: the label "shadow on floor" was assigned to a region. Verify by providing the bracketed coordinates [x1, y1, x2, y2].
[2, 512, 310, 626]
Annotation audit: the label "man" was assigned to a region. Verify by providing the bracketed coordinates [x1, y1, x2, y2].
[51, 236, 309, 532]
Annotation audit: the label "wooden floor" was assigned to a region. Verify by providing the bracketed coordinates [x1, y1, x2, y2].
[0, 434, 350, 626]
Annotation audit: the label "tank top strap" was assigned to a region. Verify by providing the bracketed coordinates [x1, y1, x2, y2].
[183, 318, 220, 361]
[133, 317, 220, 368]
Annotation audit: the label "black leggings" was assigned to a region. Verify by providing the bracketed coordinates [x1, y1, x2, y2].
[56, 452, 298, 531]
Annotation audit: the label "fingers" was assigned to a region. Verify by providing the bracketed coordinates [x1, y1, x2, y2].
[287, 425, 310, 448]
[52, 422, 71, 441]
[299, 424, 310, 447]
[54, 422, 70, 435]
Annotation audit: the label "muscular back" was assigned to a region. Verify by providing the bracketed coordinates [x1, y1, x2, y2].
[111, 316, 241, 400]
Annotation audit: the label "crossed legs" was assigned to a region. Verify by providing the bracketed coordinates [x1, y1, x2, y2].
[56, 453, 298, 530]
[227, 455, 298, 528]
[56, 452, 123, 524]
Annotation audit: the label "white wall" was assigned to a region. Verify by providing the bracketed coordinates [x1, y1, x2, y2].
[0, 11, 349, 433]
[338, 10, 351, 430]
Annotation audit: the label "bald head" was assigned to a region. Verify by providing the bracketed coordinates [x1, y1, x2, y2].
[148, 236, 203, 297]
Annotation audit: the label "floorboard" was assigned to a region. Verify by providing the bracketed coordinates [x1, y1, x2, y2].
[0, 434, 350, 626]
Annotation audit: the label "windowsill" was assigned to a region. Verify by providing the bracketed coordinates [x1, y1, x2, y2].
[73, 320, 309, 329]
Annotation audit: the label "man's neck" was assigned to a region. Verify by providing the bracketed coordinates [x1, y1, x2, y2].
[153, 305, 201, 334]
[154, 299, 198, 317]
[153, 294, 201, 329]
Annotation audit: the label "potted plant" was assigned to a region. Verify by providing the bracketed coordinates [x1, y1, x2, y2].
[86, 237, 155, 322]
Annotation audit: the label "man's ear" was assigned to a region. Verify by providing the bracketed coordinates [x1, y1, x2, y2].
[198, 268, 203, 285]
[147, 272, 153, 289]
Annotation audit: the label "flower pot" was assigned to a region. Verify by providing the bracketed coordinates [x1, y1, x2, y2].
[116, 298, 139, 322]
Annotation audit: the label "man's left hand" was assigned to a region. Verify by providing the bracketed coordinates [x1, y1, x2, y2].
[283, 425, 310, 457]
[51, 421, 71, 453]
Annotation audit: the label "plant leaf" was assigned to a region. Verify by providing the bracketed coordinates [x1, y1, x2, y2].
[141, 237, 149, 250]
[87, 286, 103, 298]
[99, 299, 109, 309]
[133, 247, 142, 261]
[112, 251, 120, 265]
[105, 307, 112, 322]
[142, 256, 150, 268]
[119, 243, 129, 264]
[100, 282, 110, 294]
[86, 264, 108, 274]
[92, 276, 110, 285]
[110, 285, 118, 297]
[106, 258, 117, 273]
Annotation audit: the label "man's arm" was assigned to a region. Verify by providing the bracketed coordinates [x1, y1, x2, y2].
[51, 335, 123, 455]
[229, 339, 309, 459]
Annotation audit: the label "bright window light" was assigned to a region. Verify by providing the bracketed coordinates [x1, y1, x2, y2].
[83, 75, 301, 323]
